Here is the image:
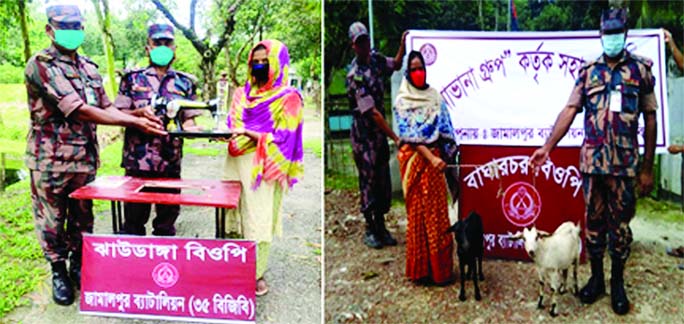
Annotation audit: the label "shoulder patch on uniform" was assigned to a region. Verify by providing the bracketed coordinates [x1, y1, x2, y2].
[175, 71, 198, 83]
[36, 52, 54, 62]
[121, 67, 145, 78]
[81, 56, 99, 68]
[583, 58, 598, 68]
[629, 53, 654, 68]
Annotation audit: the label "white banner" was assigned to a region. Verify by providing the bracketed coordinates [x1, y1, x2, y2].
[406, 29, 669, 152]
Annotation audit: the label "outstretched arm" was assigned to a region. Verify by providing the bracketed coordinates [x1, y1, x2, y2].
[665, 29, 684, 71]
[72, 105, 167, 136]
[528, 105, 579, 170]
[393, 31, 408, 71]
[370, 108, 400, 146]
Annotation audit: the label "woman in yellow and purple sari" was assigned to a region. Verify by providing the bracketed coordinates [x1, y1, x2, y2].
[395, 50, 458, 285]
[223, 40, 303, 296]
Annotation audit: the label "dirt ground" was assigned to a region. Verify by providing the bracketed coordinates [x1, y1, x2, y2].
[5, 110, 322, 324]
[324, 189, 684, 324]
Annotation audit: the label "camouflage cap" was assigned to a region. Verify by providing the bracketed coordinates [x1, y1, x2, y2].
[348, 22, 369, 43]
[148, 23, 175, 40]
[46, 4, 83, 28]
[601, 8, 627, 32]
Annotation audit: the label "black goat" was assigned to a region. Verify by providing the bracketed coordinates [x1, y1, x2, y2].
[446, 210, 484, 301]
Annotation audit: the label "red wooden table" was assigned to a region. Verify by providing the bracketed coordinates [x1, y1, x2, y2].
[69, 176, 242, 239]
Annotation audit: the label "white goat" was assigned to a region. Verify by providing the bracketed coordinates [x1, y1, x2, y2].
[510, 221, 581, 317]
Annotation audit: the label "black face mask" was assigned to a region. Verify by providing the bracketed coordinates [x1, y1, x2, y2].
[251, 63, 269, 83]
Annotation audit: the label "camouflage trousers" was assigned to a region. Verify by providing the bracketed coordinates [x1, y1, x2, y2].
[122, 169, 181, 236]
[582, 174, 636, 260]
[351, 139, 392, 215]
[29, 171, 95, 263]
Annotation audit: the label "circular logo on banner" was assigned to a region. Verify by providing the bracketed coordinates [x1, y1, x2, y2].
[152, 262, 179, 288]
[420, 43, 437, 66]
[501, 181, 542, 227]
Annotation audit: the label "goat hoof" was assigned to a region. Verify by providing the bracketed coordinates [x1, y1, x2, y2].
[459, 294, 466, 301]
[537, 297, 544, 309]
[475, 293, 482, 301]
[550, 304, 558, 317]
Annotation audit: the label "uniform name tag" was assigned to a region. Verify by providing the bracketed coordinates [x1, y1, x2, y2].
[609, 90, 622, 112]
[86, 87, 98, 106]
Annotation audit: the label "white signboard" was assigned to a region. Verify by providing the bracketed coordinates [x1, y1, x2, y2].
[407, 30, 669, 152]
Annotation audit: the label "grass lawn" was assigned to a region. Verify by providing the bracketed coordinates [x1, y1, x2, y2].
[0, 83, 128, 316]
[304, 137, 322, 158]
[0, 138, 126, 317]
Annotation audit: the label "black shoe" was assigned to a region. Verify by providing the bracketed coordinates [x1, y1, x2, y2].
[379, 229, 398, 246]
[579, 257, 606, 304]
[611, 257, 630, 315]
[375, 213, 397, 246]
[69, 251, 82, 289]
[51, 261, 74, 306]
[363, 229, 383, 249]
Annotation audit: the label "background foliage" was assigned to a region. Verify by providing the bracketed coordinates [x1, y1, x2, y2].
[325, 0, 684, 91]
[0, 0, 321, 94]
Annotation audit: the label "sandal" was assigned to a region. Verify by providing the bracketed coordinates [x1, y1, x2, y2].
[256, 278, 269, 296]
[666, 246, 684, 258]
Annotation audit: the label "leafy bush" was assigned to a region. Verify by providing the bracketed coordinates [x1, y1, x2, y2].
[0, 65, 24, 84]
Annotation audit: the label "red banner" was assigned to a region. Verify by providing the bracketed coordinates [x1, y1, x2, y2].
[80, 234, 256, 323]
[458, 145, 586, 261]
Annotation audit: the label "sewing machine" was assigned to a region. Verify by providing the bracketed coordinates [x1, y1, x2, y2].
[151, 95, 232, 138]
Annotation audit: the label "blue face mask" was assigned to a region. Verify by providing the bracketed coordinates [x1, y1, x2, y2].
[601, 33, 625, 58]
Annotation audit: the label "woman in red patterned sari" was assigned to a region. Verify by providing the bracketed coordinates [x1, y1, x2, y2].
[394, 51, 459, 285]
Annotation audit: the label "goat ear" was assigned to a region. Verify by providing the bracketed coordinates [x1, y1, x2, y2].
[509, 231, 523, 240]
[537, 230, 551, 238]
[446, 223, 457, 234]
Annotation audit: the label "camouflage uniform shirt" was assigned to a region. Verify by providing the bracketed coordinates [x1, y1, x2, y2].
[345, 53, 396, 214]
[567, 51, 658, 177]
[24, 45, 110, 173]
[114, 67, 200, 174]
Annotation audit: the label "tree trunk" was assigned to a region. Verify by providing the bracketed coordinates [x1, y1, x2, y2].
[201, 55, 217, 100]
[92, 0, 117, 96]
[18, 0, 30, 62]
[478, 0, 484, 31]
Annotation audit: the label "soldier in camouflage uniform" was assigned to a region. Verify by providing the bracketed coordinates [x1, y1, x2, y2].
[529, 8, 657, 315]
[114, 23, 201, 236]
[24, 4, 165, 306]
[345, 22, 406, 249]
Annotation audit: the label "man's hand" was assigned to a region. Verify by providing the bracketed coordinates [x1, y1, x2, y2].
[400, 30, 408, 49]
[430, 155, 446, 171]
[638, 169, 654, 197]
[664, 29, 673, 45]
[667, 144, 683, 154]
[134, 117, 167, 136]
[528, 147, 550, 173]
[392, 136, 400, 147]
[134, 106, 158, 121]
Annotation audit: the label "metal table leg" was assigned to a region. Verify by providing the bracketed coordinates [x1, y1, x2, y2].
[116, 201, 123, 233]
[110, 201, 118, 234]
[215, 207, 220, 238]
[220, 208, 226, 239]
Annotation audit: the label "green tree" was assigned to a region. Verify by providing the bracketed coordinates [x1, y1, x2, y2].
[0, 0, 32, 65]
[91, 0, 116, 95]
[151, 0, 244, 100]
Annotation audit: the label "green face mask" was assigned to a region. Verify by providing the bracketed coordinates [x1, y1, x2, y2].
[150, 46, 174, 66]
[52, 28, 85, 51]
